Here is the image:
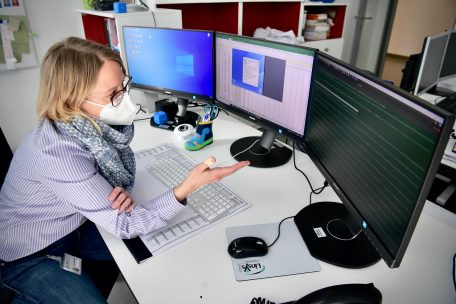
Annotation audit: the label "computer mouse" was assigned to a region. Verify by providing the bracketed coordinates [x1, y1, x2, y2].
[295, 283, 382, 304]
[227, 237, 268, 259]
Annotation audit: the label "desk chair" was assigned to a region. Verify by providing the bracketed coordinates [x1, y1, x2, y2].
[400, 53, 421, 93]
[0, 128, 12, 186]
[0, 128, 118, 302]
[0, 128, 15, 304]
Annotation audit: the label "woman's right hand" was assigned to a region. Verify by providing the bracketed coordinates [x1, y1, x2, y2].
[109, 186, 136, 213]
[173, 157, 250, 203]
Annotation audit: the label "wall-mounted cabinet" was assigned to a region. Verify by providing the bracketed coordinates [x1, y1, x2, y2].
[157, 1, 348, 59]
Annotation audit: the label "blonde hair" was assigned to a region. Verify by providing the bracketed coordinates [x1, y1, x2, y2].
[37, 37, 125, 122]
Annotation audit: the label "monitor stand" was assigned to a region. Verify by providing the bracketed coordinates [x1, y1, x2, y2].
[230, 128, 292, 168]
[294, 201, 380, 268]
[150, 98, 200, 131]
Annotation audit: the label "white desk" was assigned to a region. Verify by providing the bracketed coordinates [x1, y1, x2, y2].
[98, 111, 456, 304]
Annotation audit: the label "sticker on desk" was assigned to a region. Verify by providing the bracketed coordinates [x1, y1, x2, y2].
[238, 260, 266, 275]
[313, 227, 326, 238]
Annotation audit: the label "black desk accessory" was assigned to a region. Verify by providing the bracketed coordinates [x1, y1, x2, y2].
[150, 99, 200, 131]
[294, 202, 380, 269]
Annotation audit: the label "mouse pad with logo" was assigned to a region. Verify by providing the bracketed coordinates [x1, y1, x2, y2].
[226, 221, 320, 281]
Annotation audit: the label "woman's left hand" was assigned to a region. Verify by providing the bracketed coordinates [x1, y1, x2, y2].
[109, 186, 136, 213]
[173, 157, 250, 202]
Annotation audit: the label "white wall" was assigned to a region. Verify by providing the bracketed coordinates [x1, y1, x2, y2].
[387, 0, 456, 56]
[0, 0, 84, 151]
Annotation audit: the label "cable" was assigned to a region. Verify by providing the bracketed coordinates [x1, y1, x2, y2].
[267, 216, 295, 248]
[138, 0, 157, 26]
[309, 184, 326, 205]
[218, 107, 230, 116]
[151, 11, 157, 27]
[292, 142, 329, 202]
[138, 0, 149, 9]
[136, 104, 146, 114]
[294, 141, 307, 154]
[215, 139, 260, 167]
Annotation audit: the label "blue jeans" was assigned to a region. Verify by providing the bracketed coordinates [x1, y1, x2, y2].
[0, 221, 118, 304]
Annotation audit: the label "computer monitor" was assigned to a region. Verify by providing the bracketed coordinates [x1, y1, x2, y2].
[440, 30, 456, 78]
[122, 26, 215, 128]
[215, 32, 316, 168]
[413, 31, 450, 95]
[296, 52, 454, 268]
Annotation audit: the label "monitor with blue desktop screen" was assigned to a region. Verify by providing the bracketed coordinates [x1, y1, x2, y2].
[122, 26, 214, 127]
[296, 52, 454, 268]
[215, 32, 316, 168]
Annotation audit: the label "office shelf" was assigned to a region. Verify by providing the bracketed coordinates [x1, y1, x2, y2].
[156, 0, 348, 59]
[158, 3, 238, 34]
[77, 9, 151, 18]
[242, 2, 301, 37]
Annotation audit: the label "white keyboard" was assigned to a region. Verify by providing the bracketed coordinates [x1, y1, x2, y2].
[134, 143, 251, 256]
[147, 145, 248, 222]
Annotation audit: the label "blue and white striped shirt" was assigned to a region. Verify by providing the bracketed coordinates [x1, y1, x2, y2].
[0, 119, 185, 261]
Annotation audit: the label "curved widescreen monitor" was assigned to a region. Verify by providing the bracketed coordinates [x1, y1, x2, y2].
[297, 52, 454, 268]
[215, 32, 316, 167]
[122, 26, 215, 102]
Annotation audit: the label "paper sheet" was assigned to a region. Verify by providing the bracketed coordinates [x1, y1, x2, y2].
[242, 57, 260, 87]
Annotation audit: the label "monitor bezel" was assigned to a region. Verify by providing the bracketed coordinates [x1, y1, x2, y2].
[304, 51, 454, 268]
[214, 32, 317, 141]
[121, 26, 216, 102]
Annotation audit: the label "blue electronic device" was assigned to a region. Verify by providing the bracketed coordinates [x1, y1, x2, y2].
[113, 2, 127, 13]
[153, 111, 168, 125]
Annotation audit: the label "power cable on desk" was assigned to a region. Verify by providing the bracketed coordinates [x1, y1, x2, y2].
[292, 141, 329, 204]
[262, 143, 330, 253]
[309, 184, 327, 205]
[267, 216, 295, 248]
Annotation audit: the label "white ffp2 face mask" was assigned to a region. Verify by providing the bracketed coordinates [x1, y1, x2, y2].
[86, 93, 139, 126]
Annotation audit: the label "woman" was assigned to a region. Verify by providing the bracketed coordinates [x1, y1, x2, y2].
[0, 37, 249, 303]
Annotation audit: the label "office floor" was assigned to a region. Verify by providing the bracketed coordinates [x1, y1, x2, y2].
[108, 274, 138, 304]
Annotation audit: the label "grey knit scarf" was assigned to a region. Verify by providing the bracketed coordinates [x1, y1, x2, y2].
[54, 117, 135, 192]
